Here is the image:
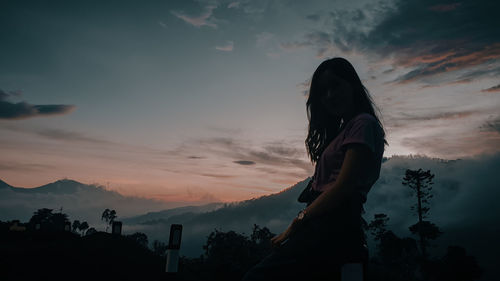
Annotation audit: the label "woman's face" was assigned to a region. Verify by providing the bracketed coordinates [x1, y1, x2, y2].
[317, 70, 354, 118]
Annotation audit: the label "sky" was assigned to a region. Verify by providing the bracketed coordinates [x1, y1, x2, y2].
[1, 0, 499, 203]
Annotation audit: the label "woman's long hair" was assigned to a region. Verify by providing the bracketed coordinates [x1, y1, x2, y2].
[305, 57, 388, 163]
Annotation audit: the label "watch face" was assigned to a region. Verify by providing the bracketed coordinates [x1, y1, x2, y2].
[298, 211, 304, 220]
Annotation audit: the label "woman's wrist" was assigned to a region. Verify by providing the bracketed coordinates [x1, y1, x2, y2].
[296, 209, 309, 224]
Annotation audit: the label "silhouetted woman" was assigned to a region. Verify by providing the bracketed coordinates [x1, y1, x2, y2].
[242, 57, 388, 281]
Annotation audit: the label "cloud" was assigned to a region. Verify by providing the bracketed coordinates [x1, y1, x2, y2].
[255, 32, 281, 58]
[0, 162, 54, 172]
[255, 32, 274, 48]
[187, 155, 205, 159]
[158, 21, 168, 29]
[284, 0, 500, 84]
[224, 0, 269, 17]
[1, 125, 172, 159]
[480, 116, 500, 133]
[0, 89, 75, 120]
[173, 136, 313, 178]
[400, 130, 500, 159]
[0, 89, 22, 100]
[215, 40, 234, 51]
[35, 129, 113, 145]
[233, 160, 256, 165]
[481, 84, 500, 93]
[305, 14, 320, 21]
[296, 78, 311, 96]
[171, 5, 218, 28]
[200, 173, 236, 178]
[227, 1, 240, 9]
[397, 110, 479, 122]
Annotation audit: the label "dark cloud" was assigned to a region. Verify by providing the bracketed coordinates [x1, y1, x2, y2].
[480, 116, 500, 133]
[187, 155, 205, 159]
[0, 89, 75, 120]
[0, 89, 22, 99]
[192, 136, 311, 171]
[305, 14, 320, 21]
[296, 79, 311, 96]
[287, 0, 500, 84]
[400, 130, 500, 158]
[233, 160, 256, 165]
[171, 136, 313, 182]
[200, 173, 235, 179]
[263, 143, 303, 158]
[0, 162, 53, 172]
[398, 110, 479, 122]
[35, 129, 112, 145]
[481, 84, 500, 93]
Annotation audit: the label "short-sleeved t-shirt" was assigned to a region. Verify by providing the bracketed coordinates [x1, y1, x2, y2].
[311, 113, 385, 204]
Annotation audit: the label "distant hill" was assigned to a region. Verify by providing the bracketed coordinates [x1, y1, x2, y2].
[122, 202, 226, 225]
[123, 178, 308, 257]
[0, 179, 14, 189]
[0, 179, 191, 225]
[122, 154, 499, 281]
[2, 154, 499, 281]
[6, 179, 102, 194]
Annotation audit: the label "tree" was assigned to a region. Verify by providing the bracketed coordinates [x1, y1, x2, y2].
[78, 221, 89, 236]
[402, 168, 442, 259]
[368, 213, 390, 241]
[72, 220, 81, 233]
[202, 229, 253, 281]
[101, 209, 117, 232]
[29, 208, 54, 226]
[29, 208, 69, 231]
[374, 230, 420, 281]
[86, 227, 97, 236]
[433, 246, 483, 281]
[250, 224, 274, 244]
[127, 232, 149, 248]
[152, 240, 168, 257]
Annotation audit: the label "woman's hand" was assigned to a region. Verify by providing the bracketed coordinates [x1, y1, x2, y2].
[270, 218, 301, 248]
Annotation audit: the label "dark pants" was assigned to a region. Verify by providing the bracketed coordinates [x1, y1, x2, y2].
[241, 208, 368, 281]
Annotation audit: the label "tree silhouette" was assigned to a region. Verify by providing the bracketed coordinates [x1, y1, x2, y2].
[250, 224, 274, 244]
[196, 225, 276, 281]
[368, 213, 390, 241]
[202, 229, 253, 281]
[402, 168, 442, 259]
[374, 230, 420, 281]
[101, 209, 117, 232]
[86, 227, 97, 236]
[78, 221, 89, 236]
[29, 208, 69, 231]
[126, 232, 149, 248]
[152, 240, 167, 257]
[29, 208, 54, 226]
[72, 220, 81, 233]
[434, 246, 483, 281]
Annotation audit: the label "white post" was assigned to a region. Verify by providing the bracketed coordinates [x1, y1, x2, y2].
[166, 248, 179, 273]
[165, 224, 183, 273]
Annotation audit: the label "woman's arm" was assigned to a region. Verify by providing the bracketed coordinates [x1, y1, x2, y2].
[271, 143, 373, 247]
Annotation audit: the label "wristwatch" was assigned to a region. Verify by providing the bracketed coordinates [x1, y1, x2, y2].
[297, 209, 307, 221]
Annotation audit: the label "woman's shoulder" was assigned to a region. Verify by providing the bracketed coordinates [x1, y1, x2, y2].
[345, 113, 384, 138]
[346, 113, 378, 128]
[355, 112, 377, 122]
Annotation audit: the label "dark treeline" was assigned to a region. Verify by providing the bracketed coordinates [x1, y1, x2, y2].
[0, 168, 484, 281]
